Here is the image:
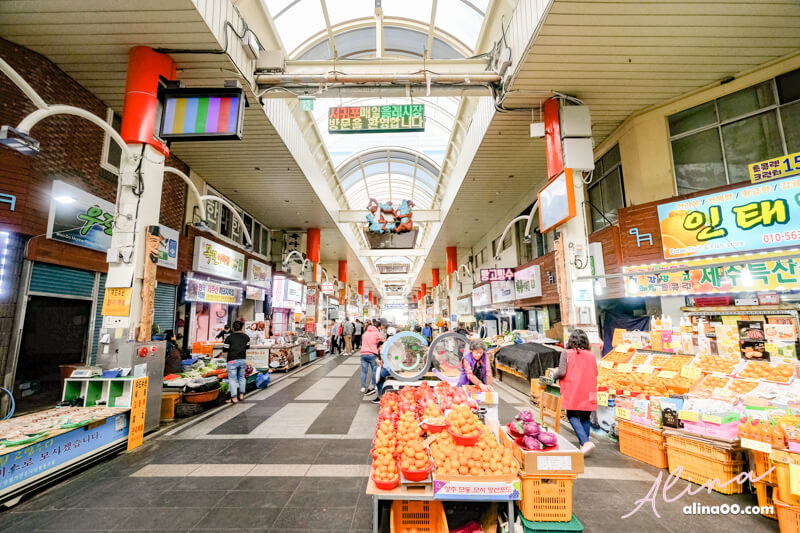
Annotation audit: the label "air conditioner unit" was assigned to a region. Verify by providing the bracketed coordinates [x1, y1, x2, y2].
[255, 50, 286, 73]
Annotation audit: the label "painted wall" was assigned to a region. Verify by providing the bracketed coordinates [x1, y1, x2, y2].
[594, 53, 800, 207]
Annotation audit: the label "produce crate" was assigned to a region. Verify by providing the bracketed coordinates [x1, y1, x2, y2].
[518, 474, 576, 522]
[390, 500, 448, 533]
[618, 420, 668, 469]
[664, 435, 746, 495]
[752, 450, 776, 485]
[520, 513, 583, 532]
[754, 482, 778, 520]
[774, 490, 800, 533]
[774, 459, 800, 507]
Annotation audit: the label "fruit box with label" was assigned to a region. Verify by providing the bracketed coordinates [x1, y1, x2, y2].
[631, 398, 652, 426]
[498, 427, 584, 475]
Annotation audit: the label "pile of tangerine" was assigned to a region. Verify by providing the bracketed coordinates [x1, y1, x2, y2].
[693, 354, 738, 374]
[446, 404, 481, 439]
[430, 430, 517, 476]
[737, 361, 794, 383]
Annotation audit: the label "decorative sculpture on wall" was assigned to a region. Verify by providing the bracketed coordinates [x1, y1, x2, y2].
[366, 198, 415, 234]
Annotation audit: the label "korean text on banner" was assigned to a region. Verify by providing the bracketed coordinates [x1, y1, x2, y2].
[101, 287, 132, 316]
[127, 377, 148, 451]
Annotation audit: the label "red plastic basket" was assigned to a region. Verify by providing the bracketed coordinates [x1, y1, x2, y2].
[400, 460, 432, 482]
[448, 426, 481, 446]
[372, 473, 399, 491]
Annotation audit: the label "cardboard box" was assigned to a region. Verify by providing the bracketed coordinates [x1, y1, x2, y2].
[498, 427, 584, 475]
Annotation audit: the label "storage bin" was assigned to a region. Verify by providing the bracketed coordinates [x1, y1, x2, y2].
[752, 450, 776, 485]
[774, 490, 800, 533]
[518, 474, 576, 522]
[755, 481, 778, 520]
[774, 459, 800, 507]
[390, 500, 448, 533]
[160, 392, 180, 421]
[520, 513, 583, 532]
[664, 435, 746, 495]
[618, 419, 668, 469]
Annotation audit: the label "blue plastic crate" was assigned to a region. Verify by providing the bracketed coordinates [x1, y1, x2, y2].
[520, 514, 583, 532]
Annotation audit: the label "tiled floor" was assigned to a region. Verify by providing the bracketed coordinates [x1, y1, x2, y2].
[0, 353, 780, 532]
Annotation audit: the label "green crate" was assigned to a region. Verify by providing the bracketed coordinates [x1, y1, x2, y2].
[520, 514, 583, 532]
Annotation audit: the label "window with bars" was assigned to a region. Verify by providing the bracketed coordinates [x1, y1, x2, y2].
[587, 144, 625, 232]
[668, 68, 800, 196]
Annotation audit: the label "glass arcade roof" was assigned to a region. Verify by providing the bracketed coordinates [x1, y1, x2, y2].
[263, 0, 490, 59]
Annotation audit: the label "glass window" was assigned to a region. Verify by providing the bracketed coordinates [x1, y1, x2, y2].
[587, 145, 624, 231]
[435, 0, 483, 49]
[672, 129, 726, 195]
[668, 101, 717, 136]
[777, 68, 800, 104]
[588, 184, 604, 230]
[107, 112, 122, 168]
[717, 82, 775, 122]
[325, 0, 374, 27]
[721, 111, 783, 183]
[261, 226, 270, 256]
[781, 101, 800, 153]
[600, 167, 624, 224]
[516, 219, 532, 265]
[270, 0, 326, 54]
[503, 231, 512, 251]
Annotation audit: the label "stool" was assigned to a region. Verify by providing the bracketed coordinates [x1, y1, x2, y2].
[540, 391, 562, 433]
[160, 392, 181, 421]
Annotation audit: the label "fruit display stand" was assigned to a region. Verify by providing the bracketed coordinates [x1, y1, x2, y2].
[366, 384, 520, 533]
[0, 406, 131, 507]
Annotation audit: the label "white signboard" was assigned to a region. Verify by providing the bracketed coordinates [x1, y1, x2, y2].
[286, 280, 303, 303]
[247, 258, 272, 289]
[457, 296, 472, 316]
[491, 280, 516, 304]
[272, 276, 287, 307]
[514, 264, 542, 299]
[471, 284, 491, 307]
[192, 236, 245, 281]
[157, 225, 179, 270]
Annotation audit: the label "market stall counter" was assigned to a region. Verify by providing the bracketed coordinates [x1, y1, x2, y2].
[0, 406, 130, 507]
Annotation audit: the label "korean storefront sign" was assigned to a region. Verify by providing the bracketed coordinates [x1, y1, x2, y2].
[480, 268, 515, 282]
[191, 236, 245, 281]
[320, 283, 334, 294]
[749, 151, 800, 184]
[624, 250, 800, 297]
[491, 280, 516, 304]
[157, 225, 179, 270]
[457, 296, 472, 316]
[514, 264, 542, 299]
[47, 180, 115, 252]
[185, 277, 243, 304]
[471, 284, 492, 307]
[246, 258, 271, 289]
[657, 175, 800, 260]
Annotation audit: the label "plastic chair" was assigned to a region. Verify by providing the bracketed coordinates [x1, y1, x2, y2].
[540, 391, 562, 433]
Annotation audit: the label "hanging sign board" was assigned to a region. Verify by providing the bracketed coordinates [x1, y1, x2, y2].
[514, 265, 542, 299]
[159, 87, 246, 141]
[246, 259, 271, 289]
[657, 174, 800, 260]
[192, 236, 245, 281]
[328, 104, 425, 133]
[471, 284, 492, 307]
[538, 169, 577, 233]
[156, 225, 179, 270]
[185, 278, 243, 305]
[749, 151, 800, 184]
[480, 268, 515, 282]
[101, 287, 132, 317]
[320, 283, 334, 294]
[47, 180, 115, 253]
[624, 250, 800, 296]
[491, 280, 516, 304]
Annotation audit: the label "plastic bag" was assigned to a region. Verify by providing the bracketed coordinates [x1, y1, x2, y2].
[255, 372, 271, 389]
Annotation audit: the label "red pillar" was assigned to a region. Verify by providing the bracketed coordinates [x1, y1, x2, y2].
[358, 280, 364, 297]
[121, 47, 175, 156]
[338, 260, 347, 284]
[431, 268, 440, 288]
[306, 228, 320, 263]
[421, 283, 427, 299]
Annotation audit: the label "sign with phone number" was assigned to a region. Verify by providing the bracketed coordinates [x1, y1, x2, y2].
[656, 174, 800, 260]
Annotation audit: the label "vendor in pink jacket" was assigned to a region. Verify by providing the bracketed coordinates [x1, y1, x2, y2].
[360, 321, 384, 395]
[552, 329, 598, 456]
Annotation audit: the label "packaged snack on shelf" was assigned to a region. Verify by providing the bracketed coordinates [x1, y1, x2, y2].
[743, 380, 800, 407]
[735, 360, 795, 383]
[739, 320, 768, 360]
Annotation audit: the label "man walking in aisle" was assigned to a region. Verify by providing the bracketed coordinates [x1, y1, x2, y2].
[329, 320, 339, 355]
[343, 317, 354, 355]
[353, 319, 363, 351]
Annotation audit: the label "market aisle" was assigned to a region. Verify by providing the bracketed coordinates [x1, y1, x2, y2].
[0, 355, 780, 532]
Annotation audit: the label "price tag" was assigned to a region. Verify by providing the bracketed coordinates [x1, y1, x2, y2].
[712, 388, 734, 400]
[615, 407, 631, 420]
[681, 366, 702, 381]
[702, 414, 722, 425]
[711, 372, 727, 378]
[635, 365, 654, 374]
[597, 391, 609, 406]
[617, 364, 633, 373]
[741, 438, 772, 454]
[599, 360, 615, 369]
[678, 409, 699, 422]
[657, 370, 677, 379]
